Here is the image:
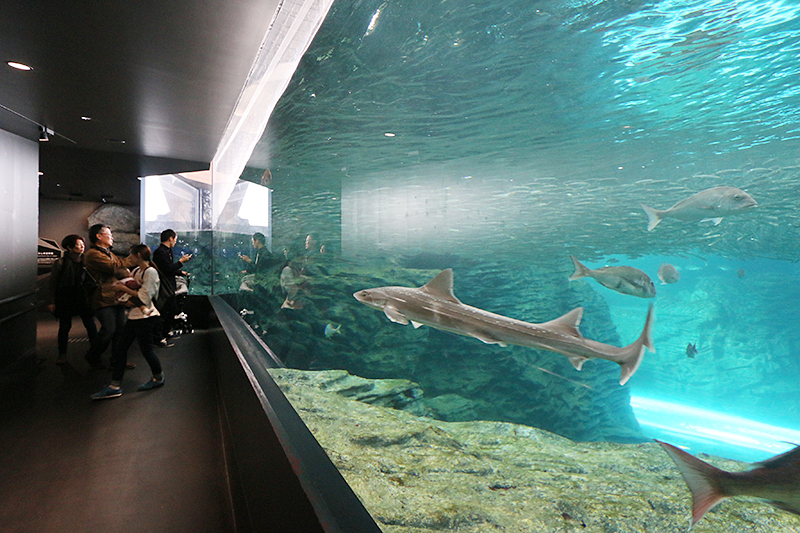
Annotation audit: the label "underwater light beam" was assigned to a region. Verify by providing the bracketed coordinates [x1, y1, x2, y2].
[631, 395, 800, 462]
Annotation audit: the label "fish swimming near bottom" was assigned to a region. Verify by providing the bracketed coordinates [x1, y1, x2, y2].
[324, 323, 342, 338]
[657, 440, 800, 528]
[686, 342, 698, 359]
[354, 269, 655, 385]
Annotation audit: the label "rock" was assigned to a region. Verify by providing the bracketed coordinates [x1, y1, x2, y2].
[88, 204, 140, 254]
[88, 204, 139, 233]
[425, 394, 480, 421]
[269, 368, 800, 533]
[271, 369, 430, 417]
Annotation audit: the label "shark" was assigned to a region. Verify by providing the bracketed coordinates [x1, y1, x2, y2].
[353, 269, 655, 385]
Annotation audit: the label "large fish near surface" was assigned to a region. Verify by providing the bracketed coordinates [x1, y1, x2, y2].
[657, 440, 800, 528]
[640, 186, 757, 231]
[354, 269, 655, 385]
[569, 256, 657, 299]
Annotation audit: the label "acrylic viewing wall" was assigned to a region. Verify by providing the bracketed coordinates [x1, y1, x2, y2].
[140, 170, 271, 295]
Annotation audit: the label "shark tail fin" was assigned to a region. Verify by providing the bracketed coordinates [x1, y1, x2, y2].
[617, 303, 654, 385]
[640, 203, 663, 231]
[568, 256, 591, 281]
[656, 440, 729, 528]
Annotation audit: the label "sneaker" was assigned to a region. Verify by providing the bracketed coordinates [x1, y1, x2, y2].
[137, 377, 165, 391]
[157, 338, 168, 347]
[91, 385, 122, 401]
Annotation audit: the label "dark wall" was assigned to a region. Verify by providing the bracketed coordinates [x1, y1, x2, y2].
[0, 129, 39, 392]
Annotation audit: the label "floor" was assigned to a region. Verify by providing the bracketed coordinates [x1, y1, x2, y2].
[0, 312, 234, 533]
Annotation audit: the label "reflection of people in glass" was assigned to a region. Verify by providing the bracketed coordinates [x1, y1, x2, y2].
[240, 232, 270, 273]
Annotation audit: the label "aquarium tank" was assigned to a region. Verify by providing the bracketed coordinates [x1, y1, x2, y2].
[197, 0, 800, 530]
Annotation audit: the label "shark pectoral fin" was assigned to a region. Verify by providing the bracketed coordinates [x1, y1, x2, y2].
[472, 332, 507, 347]
[411, 321, 424, 329]
[384, 306, 410, 325]
[568, 356, 588, 371]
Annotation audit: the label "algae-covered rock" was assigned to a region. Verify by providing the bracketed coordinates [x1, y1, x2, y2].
[269, 368, 800, 533]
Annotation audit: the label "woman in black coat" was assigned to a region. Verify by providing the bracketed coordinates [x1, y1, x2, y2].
[48, 234, 98, 364]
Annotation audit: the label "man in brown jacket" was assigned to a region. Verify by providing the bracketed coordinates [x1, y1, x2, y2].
[83, 224, 133, 369]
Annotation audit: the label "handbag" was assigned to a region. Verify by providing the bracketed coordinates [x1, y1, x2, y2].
[80, 266, 99, 303]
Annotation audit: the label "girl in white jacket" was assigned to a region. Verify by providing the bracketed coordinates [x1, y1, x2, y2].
[91, 244, 165, 400]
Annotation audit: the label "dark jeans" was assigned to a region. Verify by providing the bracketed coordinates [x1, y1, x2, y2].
[57, 312, 98, 355]
[156, 295, 178, 339]
[86, 305, 127, 365]
[112, 316, 163, 383]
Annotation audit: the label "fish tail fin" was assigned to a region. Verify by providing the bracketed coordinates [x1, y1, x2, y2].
[568, 256, 590, 281]
[617, 303, 655, 385]
[656, 440, 729, 527]
[640, 203, 662, 231]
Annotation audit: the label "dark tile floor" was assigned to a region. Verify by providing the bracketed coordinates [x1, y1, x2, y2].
[0, 313, 233, 533]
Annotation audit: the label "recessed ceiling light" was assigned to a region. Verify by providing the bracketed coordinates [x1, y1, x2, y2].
[81, 116, 92, 121]
[7, 61, 32, 71]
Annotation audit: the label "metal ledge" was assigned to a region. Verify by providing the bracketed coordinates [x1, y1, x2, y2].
[210, 295, 381, 533]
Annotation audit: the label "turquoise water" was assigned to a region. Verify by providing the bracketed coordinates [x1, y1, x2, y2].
[227, 0, 800, 468]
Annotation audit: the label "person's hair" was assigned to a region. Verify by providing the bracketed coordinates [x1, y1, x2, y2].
[160, 229, 177, 242]
[253, 232, 266, 245]
[114, 267, 131, 280]
[88, 224, 110, 245]
[61, 234, 84, 250]
[130, 243, 152, 264]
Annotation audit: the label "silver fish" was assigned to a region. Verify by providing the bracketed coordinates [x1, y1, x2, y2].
[324, 323, 342, 338]
[569, 256, 657, 299]
[658, 263, 680, 284]
[640, 186, 757, 231]
[658, 440, 800, 528]
[354, 269, 654, 385]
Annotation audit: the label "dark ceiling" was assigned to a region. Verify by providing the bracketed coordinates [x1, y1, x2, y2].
[0, 0, 281, 204]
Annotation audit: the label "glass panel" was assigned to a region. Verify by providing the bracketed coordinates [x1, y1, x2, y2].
[218, 0, 800, 530]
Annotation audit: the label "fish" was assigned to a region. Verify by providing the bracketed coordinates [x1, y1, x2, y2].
[354, 269, 655, 385]
[686, 342, 698, 359]
[324, 323, 342, 338]
[657, 263, 680, 284]
[569, 256, 657, 299]
[640, 186, 757, 231]
[657, 440, 800, 528]
[737, 268, 746, 278]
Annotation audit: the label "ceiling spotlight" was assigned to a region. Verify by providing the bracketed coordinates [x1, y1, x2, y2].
[7, 61, 32, 71]
[39, 126, 50, 142]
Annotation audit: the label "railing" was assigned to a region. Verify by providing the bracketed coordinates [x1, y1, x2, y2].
[209, 296, 382, 533]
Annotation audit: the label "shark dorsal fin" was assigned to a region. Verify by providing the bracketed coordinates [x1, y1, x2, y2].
[540, 307, 584, 337]
[420, 269, 462, 304]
